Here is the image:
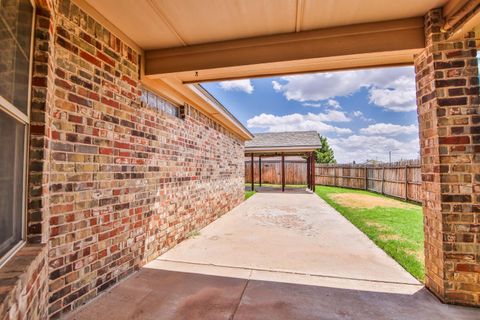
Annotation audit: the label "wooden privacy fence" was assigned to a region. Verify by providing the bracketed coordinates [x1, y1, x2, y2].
[316, 160, 422, 203]
[245, 159, 423, 203]
[245, 160, 308, 185]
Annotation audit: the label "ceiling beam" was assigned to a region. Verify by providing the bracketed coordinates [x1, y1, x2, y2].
[144, 17, 425, 82]
[444, 0, 480, 39]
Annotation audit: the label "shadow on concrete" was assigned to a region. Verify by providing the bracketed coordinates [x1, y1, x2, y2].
[66, 268, 480, 320]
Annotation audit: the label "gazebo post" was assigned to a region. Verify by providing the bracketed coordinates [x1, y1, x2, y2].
[258, 156, 262, 187]
[306, 153, 311, 190]
[311, 152, 316, 192]
[281, 153, 285, 192]
[250, 153, 254, 191]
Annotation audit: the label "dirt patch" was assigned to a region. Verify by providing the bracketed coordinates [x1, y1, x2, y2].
[406, 248, 425, 264]
[378, 233, 403, 241]
[330, 193, 417, 209]
[365, 221, 387, 230]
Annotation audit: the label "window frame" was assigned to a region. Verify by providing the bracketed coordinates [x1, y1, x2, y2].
[0, 0, 36, 268]
[140, 85, 181, 119]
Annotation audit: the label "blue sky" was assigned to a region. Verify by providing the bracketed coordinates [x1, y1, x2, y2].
[202, 66, 420, 163]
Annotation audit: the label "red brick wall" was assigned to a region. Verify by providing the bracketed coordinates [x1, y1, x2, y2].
[0, 245, 48, 320]
[43, 0, 245, 317]
[0, 0, 246, 319]
[415, 9, 480, 306]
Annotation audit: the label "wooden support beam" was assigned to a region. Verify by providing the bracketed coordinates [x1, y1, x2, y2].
[145, 18, 424, 82]
[251, 153, 254, 192]
[311, 153, 316, 192]
[281, 153, 285, 192]
[307, 155, 311, 190]
[259, 156, 262, 187]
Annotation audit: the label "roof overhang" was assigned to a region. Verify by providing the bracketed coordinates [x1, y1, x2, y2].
[141, 77, 253, 140]
[245, 146, 321, 155]
[443, 0, 480, 40]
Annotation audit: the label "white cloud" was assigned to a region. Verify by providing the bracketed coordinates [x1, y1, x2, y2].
[302, 102, 322, 107]
[219, 79, 254, 94]
[272, 80, 282, 92]
[351, 110, 373, 122]
[368, 76, 416, 112]
[271, 67, 416, 112]
[326, 99, 341, 109]
[315, 110, 351, 122]
[360, 123, 418, 136]
[302, 99, 341, 109]
[247, 113, 352, 135]
[330, 135, 420, 163]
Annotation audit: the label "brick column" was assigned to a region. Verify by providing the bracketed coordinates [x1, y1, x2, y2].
[415, 9, 479, 306]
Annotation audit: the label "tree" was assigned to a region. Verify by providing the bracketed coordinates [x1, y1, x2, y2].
[314, 135, 336, 164]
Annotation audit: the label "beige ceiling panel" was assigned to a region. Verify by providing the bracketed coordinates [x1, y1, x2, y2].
[301, 0, 449, 30]
[154, 0, 298, 45]
[83, 0, 184, 49]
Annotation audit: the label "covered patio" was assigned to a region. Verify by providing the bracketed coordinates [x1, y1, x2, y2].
[1, 0, 479, 318]
[245, 131, 321, 192]
[66, 192, 479, 320]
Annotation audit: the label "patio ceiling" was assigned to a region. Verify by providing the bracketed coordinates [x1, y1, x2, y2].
[82, 0, 449, 82]
[83, 0, 448, 49]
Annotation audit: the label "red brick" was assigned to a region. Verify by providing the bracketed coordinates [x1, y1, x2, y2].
[438, 136, 470, 144]
[80, 50, 101, 68]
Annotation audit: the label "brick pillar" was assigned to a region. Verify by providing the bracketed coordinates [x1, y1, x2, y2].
[415, 9, 479, 306]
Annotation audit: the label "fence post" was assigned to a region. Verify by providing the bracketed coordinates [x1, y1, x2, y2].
[333, 166, 337, 187]
[404, 164, 408, 201]
[381, 166, 385, 195]
[364, 166, 368, 190]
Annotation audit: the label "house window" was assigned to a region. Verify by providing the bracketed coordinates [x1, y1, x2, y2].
[0, 0, 34, 264]
[141, 88, 179, 118]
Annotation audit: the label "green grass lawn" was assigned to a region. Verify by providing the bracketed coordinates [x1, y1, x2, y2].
[315, 185, 425, 281]
[245, 190, 256, 200]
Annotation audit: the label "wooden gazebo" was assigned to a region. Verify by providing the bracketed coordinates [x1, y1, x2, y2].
[245, 131, 322, 192]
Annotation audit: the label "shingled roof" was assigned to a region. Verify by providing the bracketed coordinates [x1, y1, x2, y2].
[245, 131, 322, 152]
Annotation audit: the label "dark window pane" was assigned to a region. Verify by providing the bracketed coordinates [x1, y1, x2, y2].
[0, 0, 33, 115]
[0, 111, 25, 258]
[141, 88, 179, 118]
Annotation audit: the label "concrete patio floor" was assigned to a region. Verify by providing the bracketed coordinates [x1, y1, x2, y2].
[66, 191, 479, 320]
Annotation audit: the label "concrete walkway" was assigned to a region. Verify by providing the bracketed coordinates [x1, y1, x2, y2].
[67, 192, 479, 320]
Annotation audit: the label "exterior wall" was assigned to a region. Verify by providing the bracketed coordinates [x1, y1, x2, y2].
[0, 3, 56, 320]
[47, 0, 244, 317]
[0, 0, 245, 319]
[415, 9, 479, 306]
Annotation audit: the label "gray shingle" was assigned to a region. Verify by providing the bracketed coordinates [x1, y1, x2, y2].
[245, 131, 321, 149]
